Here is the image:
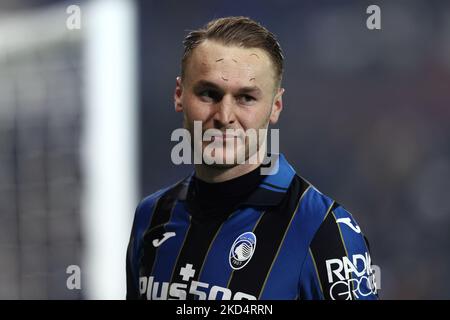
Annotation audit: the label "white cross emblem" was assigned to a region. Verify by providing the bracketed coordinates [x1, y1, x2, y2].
[179, 263, 196, 281]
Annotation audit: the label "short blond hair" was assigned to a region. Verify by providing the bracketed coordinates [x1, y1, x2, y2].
[181, 16, 284, 85]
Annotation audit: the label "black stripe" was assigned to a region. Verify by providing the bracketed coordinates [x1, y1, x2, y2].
[310, 210, 348, 300]
[363, 235, 372, 253]
[227, 175, 309, 298]
[330, 201, 339, 215]
[149, 184, 185, 230]
[139, 183, 185, 281]
[169, 214, 227, 300]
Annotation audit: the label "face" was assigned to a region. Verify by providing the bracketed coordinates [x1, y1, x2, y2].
[174, 40, 284, 167]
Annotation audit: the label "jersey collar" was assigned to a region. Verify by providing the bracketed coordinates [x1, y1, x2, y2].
[241, 153, 296, 206]
[177, 153, 296, 207]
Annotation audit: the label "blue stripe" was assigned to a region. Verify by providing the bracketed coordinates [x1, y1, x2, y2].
[258, 207, 302, 299]
[259, 187, 333, 299]
[299, 250, 325, 299]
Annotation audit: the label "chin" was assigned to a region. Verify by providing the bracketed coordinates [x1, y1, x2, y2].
[202, 147, 248, 167]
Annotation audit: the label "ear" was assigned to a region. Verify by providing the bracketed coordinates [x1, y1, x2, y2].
[269, 87, 284, 124]
[174, 76, 183, 112]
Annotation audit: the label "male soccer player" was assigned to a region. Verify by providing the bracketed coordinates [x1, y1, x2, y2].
[126, 17, 378, 300]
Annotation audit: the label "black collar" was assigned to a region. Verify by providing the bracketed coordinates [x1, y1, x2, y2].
[175, 154, 296, 207]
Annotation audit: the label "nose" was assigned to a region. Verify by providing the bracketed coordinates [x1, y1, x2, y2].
[213, 95, 236, 128]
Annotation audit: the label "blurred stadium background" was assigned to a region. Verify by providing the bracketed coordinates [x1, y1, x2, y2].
[0, 0, 449, 299]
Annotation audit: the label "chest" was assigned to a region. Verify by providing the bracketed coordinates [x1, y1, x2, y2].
[137, 204, 306, 300]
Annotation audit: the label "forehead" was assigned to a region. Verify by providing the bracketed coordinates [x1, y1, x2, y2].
[185, 40, 275, 89]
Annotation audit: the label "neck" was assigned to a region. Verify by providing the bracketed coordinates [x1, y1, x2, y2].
[194, 161, 261, 183]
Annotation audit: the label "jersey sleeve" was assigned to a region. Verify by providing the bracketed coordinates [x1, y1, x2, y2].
[125, 192, 163, 300]
[126, 201, 144, 300]
[299, 204, 378, 300]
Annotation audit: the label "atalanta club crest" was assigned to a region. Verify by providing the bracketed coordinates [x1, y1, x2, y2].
[229, 232, 257, 270]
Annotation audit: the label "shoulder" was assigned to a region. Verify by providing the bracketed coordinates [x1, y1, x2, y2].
[132, 175, 191, 233]
[293, 174, 367, 246]
[294, 176, 377, 300]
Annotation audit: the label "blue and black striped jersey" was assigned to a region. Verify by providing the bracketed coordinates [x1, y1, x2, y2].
[126, 154, 378, 300]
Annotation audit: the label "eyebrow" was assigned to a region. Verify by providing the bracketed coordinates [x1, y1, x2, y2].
[192, 80, 262, 95]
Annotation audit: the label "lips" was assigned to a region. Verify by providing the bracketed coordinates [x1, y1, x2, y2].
[213, 134, 238, 140]
[201, 127, 245, 142]
[211, 133, 245, 143]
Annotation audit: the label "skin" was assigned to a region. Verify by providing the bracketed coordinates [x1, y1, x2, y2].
[174, 40, 284, 183]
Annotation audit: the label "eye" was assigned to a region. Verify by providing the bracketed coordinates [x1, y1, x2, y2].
[237, 94, 256, 105]
[198, 90, 221, 103]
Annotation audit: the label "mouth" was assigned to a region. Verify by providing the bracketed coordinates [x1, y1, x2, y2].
[200, 127, 246, 143]
[212, 134, 239, 141]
